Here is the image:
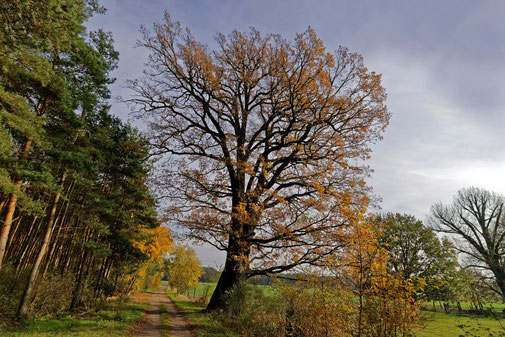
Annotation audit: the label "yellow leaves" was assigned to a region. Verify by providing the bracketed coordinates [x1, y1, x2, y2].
[232, 201, 265, 226]
[133, 226, 173, 265]
[127, 227, 173, 293]
[167, 245, 203, 292]
[310, 180, 326, 194]
[228, 158, 256, 175]
[319, 216, 422, 334]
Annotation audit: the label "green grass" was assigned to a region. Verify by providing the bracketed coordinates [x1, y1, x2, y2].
[170, 282, 217, 299]
[165, 288, 237, 337]
[254, 284, 277, 297]
[160, 304, 170, 337]
[423, 300, 505, 314]
[0, 299, 147, 337]
[195, 282, 217, 298]
[415, 311, 505, 337]
[194, 282, 276, 299]
[460, 301, 505, 311]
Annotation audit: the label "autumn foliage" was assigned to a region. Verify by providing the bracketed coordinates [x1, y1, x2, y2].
[218, 218, 420, 336]
[128, 13, 390, 309]
[131, 226, 173, 291]
[134, 226, 173, 265]
[335, 218, 421, 336]
[166, 246, 203, 293]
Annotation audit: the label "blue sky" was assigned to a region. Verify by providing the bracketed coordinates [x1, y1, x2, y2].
[87, 0, 505, 266]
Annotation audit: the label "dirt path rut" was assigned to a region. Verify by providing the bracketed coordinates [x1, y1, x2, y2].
[133, 285, 193, 337]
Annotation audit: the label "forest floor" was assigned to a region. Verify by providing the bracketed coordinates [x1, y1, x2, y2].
[133, 285, 194, 337]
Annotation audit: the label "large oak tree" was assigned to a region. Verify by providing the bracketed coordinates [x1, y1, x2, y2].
[128, 13, 390, 309]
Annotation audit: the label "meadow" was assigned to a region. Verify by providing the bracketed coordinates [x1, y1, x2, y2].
[416, 312, 505, 337]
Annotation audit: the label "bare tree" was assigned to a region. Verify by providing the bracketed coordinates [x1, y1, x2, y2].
[430, 187, 505, 299]
[127, 13, 390, 310]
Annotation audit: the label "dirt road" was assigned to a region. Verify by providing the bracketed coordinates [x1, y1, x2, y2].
[133, 286, 193, 337]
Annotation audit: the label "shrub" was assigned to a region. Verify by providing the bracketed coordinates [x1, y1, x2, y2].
[216, 277, 419, 337]
[218, 283, 286, 337]
[0, 264, 28, 325]
[0, 264, 77, 321]
[28, 271, 75, 317]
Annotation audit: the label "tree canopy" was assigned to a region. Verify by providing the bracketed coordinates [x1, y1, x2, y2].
[376, 213, 461, 301]
[0, 0, 171, 320]
[430, 187, 505, 300]
[166, 245, 203, 293]
[128, 13, 390, 309]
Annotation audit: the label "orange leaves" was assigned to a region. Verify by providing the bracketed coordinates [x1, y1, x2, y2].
[127, 226, 174, 293]
[271, 217, 422, 336]
[134, 226, 173, 265]
[131, 13, 390, 291]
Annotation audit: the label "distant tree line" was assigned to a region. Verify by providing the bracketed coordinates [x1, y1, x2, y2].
[373, 187, 505, 314]
[199, 266, 221, 283]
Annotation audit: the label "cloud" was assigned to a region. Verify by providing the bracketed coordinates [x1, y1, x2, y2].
[87, 0, 505, 263]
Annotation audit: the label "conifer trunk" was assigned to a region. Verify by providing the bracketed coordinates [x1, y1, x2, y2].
[17, 169, 67, 319]
[70, 249, 89, 310]
[0, 138, 32, 270]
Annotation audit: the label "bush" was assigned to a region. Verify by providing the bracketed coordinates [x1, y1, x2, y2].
[27, 271, 75, 317]
[216, 278, 419, 337]
[0, 264, 76, 321]
[218, 283, 286, 337]
[0, 264, 28, 326]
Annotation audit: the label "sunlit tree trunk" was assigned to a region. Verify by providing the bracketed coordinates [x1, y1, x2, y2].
[0, 139, 32, 270]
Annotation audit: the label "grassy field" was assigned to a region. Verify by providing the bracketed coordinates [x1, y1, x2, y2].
[415, 311, 505, 336]
[161, 279, 214, 298]
[194, 282, 278, 299]
[0, 299, 147, 337]
[422, 300, 505, 314]
[164, 280, 277, 298]
[194, 282, 217, 299]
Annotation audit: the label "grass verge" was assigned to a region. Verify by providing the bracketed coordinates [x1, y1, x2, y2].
[415, 311, 505, 337]
[160, 304, 170, 337]
[0, 297, 147, 337]
[165, 288, 237, 337]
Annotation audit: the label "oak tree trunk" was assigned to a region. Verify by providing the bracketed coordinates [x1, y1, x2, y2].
[206, 234, 249, 311]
